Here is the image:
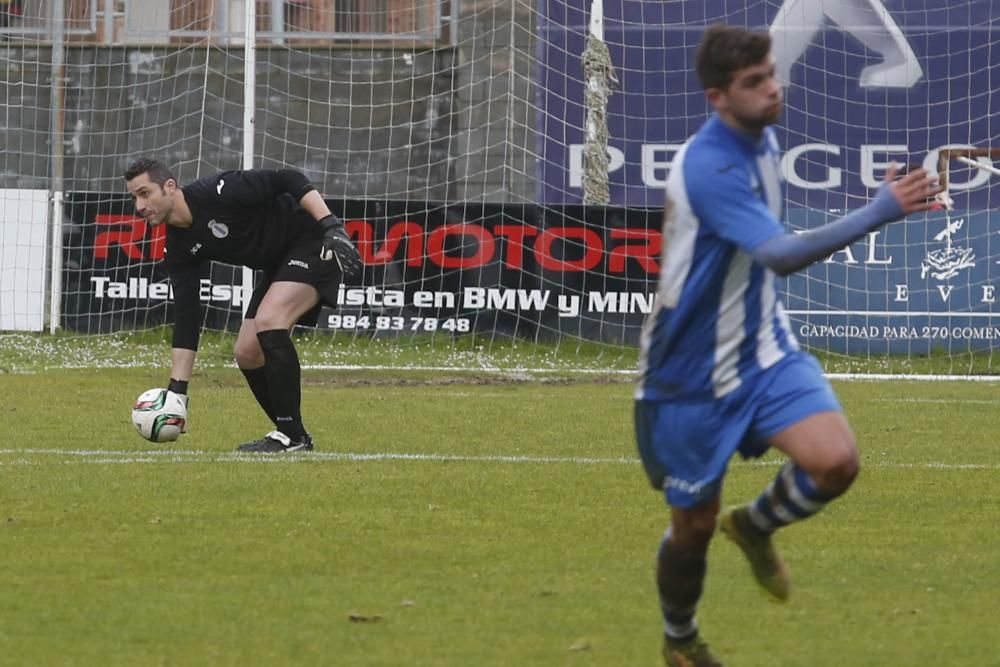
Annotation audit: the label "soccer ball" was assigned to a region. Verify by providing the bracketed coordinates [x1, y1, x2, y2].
[132, 388, 187, 443]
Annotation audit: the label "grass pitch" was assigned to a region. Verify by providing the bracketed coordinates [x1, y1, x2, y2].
[2, 361, 999, 666]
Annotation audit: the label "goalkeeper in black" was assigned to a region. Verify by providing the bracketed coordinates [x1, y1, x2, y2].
[124, 157, 362, 452]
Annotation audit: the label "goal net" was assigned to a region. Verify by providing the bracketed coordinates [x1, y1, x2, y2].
[1, 0, 999, 374]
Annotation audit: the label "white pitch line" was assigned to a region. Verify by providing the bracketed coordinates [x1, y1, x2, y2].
[300, 364, 637, 375]
[0, 449, 998, 470]
[867, 397, 1000, 405]
[0, 449, 635, 465]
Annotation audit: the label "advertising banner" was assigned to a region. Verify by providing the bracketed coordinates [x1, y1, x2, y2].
[62, 193, 245, 335]
[537, 1, 1000, 209]
[60, 196, 660, 345]
[62, 193, 1000, 353]
[536, 1, 1000, 353]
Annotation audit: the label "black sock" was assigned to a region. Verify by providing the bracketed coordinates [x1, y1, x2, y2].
[657, 533, 707, 640]
[239, 365, 276, 426]
[256, 329, 305, 441]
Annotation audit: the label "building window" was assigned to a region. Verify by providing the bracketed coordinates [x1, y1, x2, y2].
[0, 0, 441, 44]
[0, 0, 24, 31]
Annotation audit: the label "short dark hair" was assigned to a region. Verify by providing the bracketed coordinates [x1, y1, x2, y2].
[695, 25, 772, 91]
[124, 157, 176, 186]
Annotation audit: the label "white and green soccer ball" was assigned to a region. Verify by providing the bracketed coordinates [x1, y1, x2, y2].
[131, 388, 187, 443]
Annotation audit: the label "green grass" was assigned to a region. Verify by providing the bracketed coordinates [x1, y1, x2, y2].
[0, 329, 640, 375]
[6, 328, 1000, 377]
[3, 362, 1000, 665]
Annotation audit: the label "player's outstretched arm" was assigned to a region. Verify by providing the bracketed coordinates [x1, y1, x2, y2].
[753, 164, 942, 276]
[166, 264, 199, 432]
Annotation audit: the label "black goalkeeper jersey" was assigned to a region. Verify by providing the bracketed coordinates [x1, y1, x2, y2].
[165, 168, 325, 351]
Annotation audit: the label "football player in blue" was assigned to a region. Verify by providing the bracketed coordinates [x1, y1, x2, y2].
[125, 158, 362, 453]
[635, 25, 942, 667]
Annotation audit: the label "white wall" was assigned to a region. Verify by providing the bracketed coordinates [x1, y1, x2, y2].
[0, 189, 49, 332]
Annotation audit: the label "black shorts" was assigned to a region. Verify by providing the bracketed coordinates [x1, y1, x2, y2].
[244, 236, 343, 327]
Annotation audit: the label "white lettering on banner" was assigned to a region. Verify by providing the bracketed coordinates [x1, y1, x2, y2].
[796, 324, 1000, 342]
[339, 288, 656, 316]
[937, 284, 955, 301]
[412, 290, 455, 308]
[951, 327, 1000, 340]
[462, 288, 551, 311]
[94, 274, 1000, 342]
[89, 279, 665, 316]
[90, 275, 1000, 315]
[336, 286, 406, 307]
[865, 232, 893, 265]
[783, 143, 842, 189]
[882, 326, 919, 339]
[557, 294, 580, 318]
[200, 282, 243, 305]
[568, 145, 625, 188]
[90, 276, 149, 300]
[798, 325, 883, 338]
[822, 231, 891, 265]
[90, 277, 247, 307]
[327, 314, 472, 333]
[860, 145, 908, 188]
[587, 291, 655, 314]
[640, 144, 685, 187]
[566, 143, 998, 191]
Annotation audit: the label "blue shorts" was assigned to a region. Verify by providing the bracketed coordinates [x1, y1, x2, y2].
[634, 353, 841, 509]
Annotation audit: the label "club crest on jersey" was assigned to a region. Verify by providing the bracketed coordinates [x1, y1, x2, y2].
[208, 220, 229, 239]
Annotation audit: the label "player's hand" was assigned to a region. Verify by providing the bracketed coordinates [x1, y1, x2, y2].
[884, 162, 945, 215]
[318, 214, 363, 279]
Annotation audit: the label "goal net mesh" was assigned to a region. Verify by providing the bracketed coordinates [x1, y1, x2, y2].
[1, 0, 999, 374]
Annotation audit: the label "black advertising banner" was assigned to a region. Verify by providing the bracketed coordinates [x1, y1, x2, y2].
[61, 195, 662, 345]
[62, 193, 245, 335]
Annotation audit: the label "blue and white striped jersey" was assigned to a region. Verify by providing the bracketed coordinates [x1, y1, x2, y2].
[636, 114, 799, 401]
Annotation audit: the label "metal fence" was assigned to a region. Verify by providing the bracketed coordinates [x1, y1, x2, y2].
[0, 0, 451, 43]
